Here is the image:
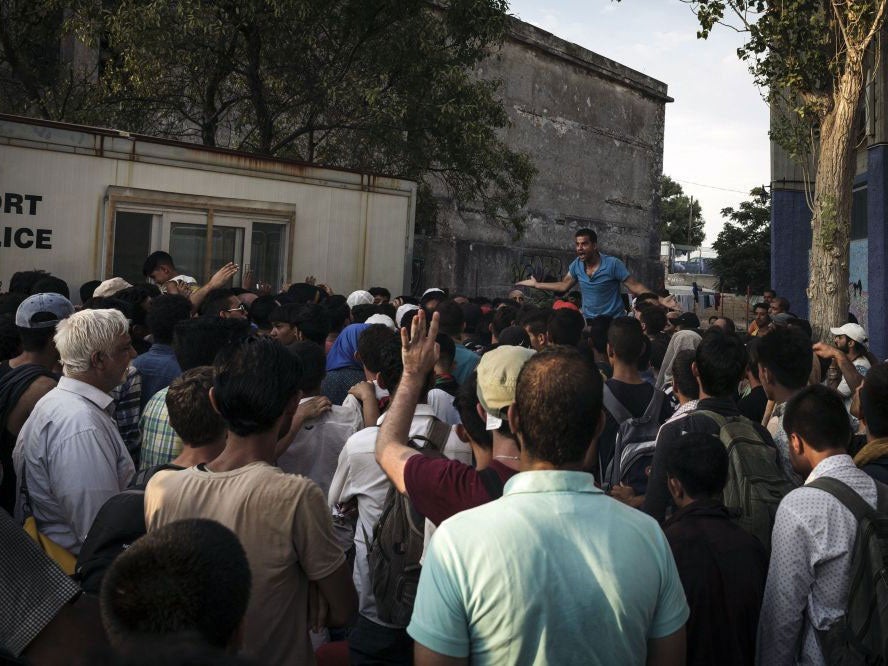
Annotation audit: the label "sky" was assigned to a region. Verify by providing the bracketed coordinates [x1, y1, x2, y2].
[507, 0, 770, 244]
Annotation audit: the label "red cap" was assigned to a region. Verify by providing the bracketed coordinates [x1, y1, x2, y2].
[552, 300, 579, 311]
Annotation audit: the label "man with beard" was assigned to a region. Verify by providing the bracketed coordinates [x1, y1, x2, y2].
[813, 323, 872, 410]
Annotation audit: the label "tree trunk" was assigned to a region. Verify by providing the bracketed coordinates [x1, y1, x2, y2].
[807, 68, 862, 341]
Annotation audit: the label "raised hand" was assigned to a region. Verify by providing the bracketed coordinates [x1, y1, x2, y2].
[401, 309, 440, 378]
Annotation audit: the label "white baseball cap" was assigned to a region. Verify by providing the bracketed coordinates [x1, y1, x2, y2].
[830, 323, 868, 344]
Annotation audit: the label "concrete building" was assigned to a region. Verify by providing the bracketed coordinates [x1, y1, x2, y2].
[415, 18, 672, 297]
[771, 53, 887, 354]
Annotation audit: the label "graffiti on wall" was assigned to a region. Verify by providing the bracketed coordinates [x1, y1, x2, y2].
[411, 257, 425, 296]
[849, 239, 868, 327]
[509, 254, 566, 285]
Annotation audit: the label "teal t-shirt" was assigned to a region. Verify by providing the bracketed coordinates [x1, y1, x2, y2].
[408, 470, 689, 664]
[569, 253, 630, 319]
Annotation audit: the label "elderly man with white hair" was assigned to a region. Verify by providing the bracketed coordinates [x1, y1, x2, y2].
[13, 308, 136, 554]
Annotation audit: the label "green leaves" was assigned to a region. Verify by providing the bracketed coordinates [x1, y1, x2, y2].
[710, 187, 771, 293]
[658, 175, 706, 246]
[0, 0, 533, 234]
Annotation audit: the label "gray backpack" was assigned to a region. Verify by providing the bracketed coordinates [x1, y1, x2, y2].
[366, 417, 451, 626]
[602, 385, 665, 493]
[808, 477, 888, 665]
[697, 410, 795, 551]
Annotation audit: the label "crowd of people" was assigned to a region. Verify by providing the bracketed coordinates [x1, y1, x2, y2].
[1, 230, 887, 665]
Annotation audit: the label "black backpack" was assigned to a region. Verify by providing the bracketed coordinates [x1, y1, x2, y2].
[602, 385, 665, 494]
[808, 477, 888, 665]
[75, 464, 180, 594]
[367, 418, 451, 626]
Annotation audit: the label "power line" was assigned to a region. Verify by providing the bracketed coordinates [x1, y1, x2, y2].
[673, 178, 760, 195]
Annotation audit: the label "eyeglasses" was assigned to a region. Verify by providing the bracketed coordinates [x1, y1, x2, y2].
[226, 303, 246, 313]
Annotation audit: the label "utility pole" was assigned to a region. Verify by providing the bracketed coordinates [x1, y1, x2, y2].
[687, 195, 693, 247]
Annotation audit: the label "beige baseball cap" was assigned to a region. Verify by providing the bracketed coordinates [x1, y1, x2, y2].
[476, 345, 535, 430]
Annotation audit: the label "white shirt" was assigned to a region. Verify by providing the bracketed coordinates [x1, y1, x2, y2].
[13, 376, 135, 554]
[327, 404, 470, 627]
[837, 355, 871, 408]
[277, 398, 362, 499]
[757, 454, 876, 665]
[342, 383, 460, 427]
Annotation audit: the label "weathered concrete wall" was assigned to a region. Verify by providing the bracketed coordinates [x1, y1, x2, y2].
[414, 18, 671, 297]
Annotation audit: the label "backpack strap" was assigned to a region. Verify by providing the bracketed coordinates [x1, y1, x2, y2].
[409, 417, 451, 454]
[807, 477, 880, 523]
[477, 467, 505, 499]
[695, 409, 729, 431]
[641, 388, 666, 421]
[602, 384, 632, 423]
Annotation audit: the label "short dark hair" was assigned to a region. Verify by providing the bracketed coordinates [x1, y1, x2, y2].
[100, 519, 250, 650]
[9, 270, 49, 295]
[248, 295, 278, 330]
[291, 303, 330, 346]
[639, 306, 667, 336]
[461, 302, 482, 334]
[664, 433, 728, 499]
[547, 309, 585, 347]
[0, 292, 26, 316]
[786, 317, 813, 340]
[435, 300, 465, 338]
[377, 338, 404, 394]
[435, 333, 456, 366]
[166, 367, 226, 446]
[715, 316, 736, 332]
[634, 292, 660, 306]
[83, 297, 134, 320]
[585, 315, 612, 355]
[520, 309, 550, 336]
[695, 328, 746, 397]
[0, 314, 20, 361]
[671, 349, 699, 399]
[861, 363, 888, 438]
[147, 294, 192, 344]
[515, 347, 603, 466]
[753, 302, 768, 313]
[287, 341, 327, 392]
[142, 251, 175, 277]
[114, 286, 154, 327]
[575, 227, 597, 243]
[200, 289, 238, 318]
[80, 280, 102, 303]
[350, 303, 377, 324]
[213, 338, 302, 436]
[325, 299, 351, 334]
[607, 316, 644, 363]
[31, 276, 70, 300]
[173, 318, 251, 371]
[783, 384, 851, 452]
[756, 326, 812, 390]
[283, 283, 320, 305]
[453, 372, 492, 450]
[357, 325, 397, 373]
[746, 338, 761, 381]
[764, 289, 776, 298]
[491, 305, 518, 337]
[369, 287, 391, 301]
[18, 326, 57, 353]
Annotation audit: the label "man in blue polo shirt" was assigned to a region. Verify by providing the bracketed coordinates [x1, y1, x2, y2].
[517, 228, 655, 319]
[387, 331, 688, 665]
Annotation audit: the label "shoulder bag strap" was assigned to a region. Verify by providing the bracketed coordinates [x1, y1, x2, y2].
[602, 384, 632, 423]
[807, 477, 878, 522]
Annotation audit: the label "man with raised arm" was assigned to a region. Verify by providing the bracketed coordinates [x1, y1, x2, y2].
[516, 228, 662, 320]
[381, 311, 689, 666]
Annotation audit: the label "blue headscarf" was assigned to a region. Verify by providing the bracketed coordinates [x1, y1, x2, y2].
[326, 323, 369, 372]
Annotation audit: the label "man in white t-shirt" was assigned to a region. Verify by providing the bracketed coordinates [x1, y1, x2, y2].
[278, 341, 362, 498]
[328, 336, 470, 665]
[814, 323, 871, 409]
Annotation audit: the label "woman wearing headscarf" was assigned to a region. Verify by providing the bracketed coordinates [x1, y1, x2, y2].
[321, 323, 369, 405]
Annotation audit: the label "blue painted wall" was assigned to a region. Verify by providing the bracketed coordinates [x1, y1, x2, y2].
[771, 189, 811, 319]
[868, 145, 888, 358]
